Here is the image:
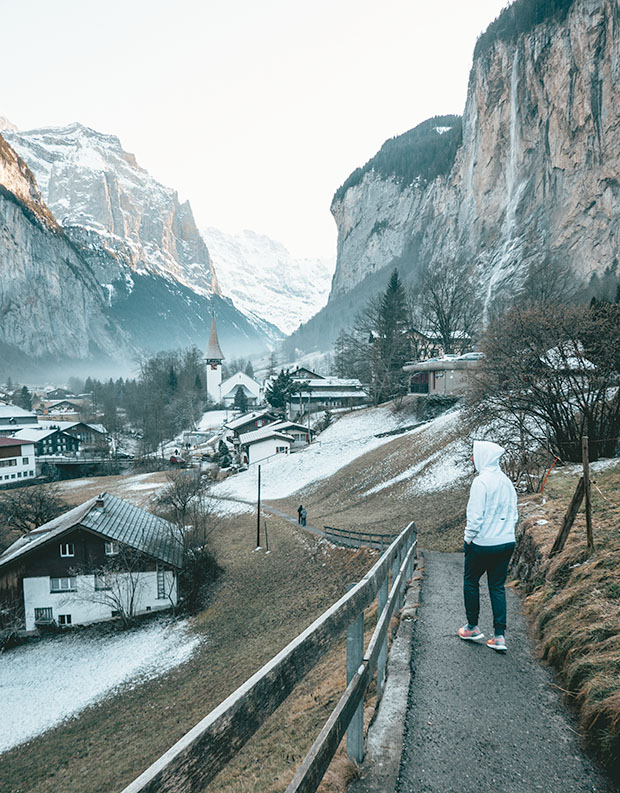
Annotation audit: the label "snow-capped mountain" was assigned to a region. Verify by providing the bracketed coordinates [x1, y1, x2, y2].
[201, 227, 334, 335]
[3, 123, 279, 358]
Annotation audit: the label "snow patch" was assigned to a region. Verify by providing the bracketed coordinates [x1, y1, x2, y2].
[0, 620, 200, 753]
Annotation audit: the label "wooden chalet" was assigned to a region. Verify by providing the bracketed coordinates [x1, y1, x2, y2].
[12, 426, 79, 457]
[0, 493, 182, 631]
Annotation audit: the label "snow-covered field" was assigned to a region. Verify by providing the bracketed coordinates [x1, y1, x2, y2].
[0, 620, 200, 753]
[213, 405, 433, 503]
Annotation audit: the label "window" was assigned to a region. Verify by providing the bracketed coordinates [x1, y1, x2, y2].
[17, 472, 22, 478]
[59, 543, 74, 557]
[94, 574, 110, 590]
[0, 459, 17, 467]
[58, 614, 72, 626]
[22, 457, 29, 464]
[50, 577, 76, 592]
[104, 541, 119, 556]
[34, 607, 53, 622]
[157, 565, 166, 599]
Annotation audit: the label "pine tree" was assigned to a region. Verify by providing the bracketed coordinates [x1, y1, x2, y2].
[233, 387, 248, 412]
[16, 385, 32, 411]
[265, 369, 295, 414]
[245, 360, 255, 378]
[373, 269, 410, 402]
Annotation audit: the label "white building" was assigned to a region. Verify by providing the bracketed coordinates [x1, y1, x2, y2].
[0, 493, 182, 631]
[0, 405, 39, 436]
[205, 316, 225, 403]
[0, 437, 36, 486]
[219, 371, 262, 407]
[237, 425, 295, 464]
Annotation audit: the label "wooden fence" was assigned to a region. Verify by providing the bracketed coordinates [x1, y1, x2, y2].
[121, 521, 417, 793]
[323, 525, 397, 551]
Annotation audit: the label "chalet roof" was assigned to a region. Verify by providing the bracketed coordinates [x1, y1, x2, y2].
[291, 367, 325, 380]
[12, 427, 68, 442]
[238, 426, 295, 445]
[299, 390, 369, 399]
[206, 316, 224, 361]
[0, 493, 183, 570]
[0, 405, 38, 422]
[271, 420, 314, 435]
[225, 409, 277, 431]
[297, 378, 364, 388]
[37, 420, 107, 435]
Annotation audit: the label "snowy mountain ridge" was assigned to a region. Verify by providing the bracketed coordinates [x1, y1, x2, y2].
[201, 227, 333, 335]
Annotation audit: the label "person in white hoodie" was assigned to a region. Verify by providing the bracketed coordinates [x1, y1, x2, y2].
[458, 440, 518, 652]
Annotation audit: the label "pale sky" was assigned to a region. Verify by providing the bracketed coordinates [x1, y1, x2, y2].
[2, 0, 507, 260]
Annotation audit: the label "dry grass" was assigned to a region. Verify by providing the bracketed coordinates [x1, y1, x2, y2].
[0, 505, 375, 793]
[512, 460, 620, 778]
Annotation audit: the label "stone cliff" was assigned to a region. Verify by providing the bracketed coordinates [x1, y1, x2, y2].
[292, 0, 619, 353]
[0, 135, 130, 373]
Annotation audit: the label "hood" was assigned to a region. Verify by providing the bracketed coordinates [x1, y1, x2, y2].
[473, 440, 505, 473]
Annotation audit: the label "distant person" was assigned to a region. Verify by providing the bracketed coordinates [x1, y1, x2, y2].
[458, 440, 518, 652]
[297, 504, 303, 524]
[300, 506, 307, 527]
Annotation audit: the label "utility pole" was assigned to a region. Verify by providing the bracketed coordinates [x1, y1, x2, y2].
[582, 435, 594, 551]
[256, 464, 261, 548]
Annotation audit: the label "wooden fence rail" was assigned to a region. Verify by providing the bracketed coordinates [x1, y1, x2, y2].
[323, 525, 398, 551]
[121, 521, 417, 793]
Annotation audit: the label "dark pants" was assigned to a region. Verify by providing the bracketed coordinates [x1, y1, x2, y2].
[463, 541, 515, 634]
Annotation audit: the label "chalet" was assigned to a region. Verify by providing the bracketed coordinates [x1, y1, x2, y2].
[219, 371, 262, 408]
[40, 399, 86, 421]
[288, 369, 367, 415]
[37, 420, 108, 451]
[268, 420, 314, 449]
[403, 353, 483, 396]
[237, 425, 295, 464]
[0, 405, 39, 436]
[12, 426, 80, 457]
[44, 388, 75, 401]
[0, 438, 36, 486]
[0, 493, 182, 631]
[224, 409, 278, 441]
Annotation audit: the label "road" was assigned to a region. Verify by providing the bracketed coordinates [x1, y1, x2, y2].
[397, 551, 616, 793]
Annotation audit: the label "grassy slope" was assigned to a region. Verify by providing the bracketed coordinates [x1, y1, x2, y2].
[512, 462, 620, 778]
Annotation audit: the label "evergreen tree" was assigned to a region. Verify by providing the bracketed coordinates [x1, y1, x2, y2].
[233, 387, 248, 412]
[245, 360, 255, 378]
[168, 365, 178, 393]
[267, 350, 278, 377]
[216, 439, 232, 468]
[373, 269, 411, 402]
[265, 369, 295, 413]
[16, 385, 32, 411]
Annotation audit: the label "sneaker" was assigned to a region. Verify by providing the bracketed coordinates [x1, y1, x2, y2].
[487, 636, 507, 652]
[458, 625, 485, 642]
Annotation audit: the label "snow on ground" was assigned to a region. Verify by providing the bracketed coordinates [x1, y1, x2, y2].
[0, 619, 201, 754]
[60, 479, 95, 489]
[213, 406, 444, 503]
[123, 482, 162, 492]
[210, 496, 254, 516]
[197, 410, 230, 431]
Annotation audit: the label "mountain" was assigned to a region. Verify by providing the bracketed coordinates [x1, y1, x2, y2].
[286, 0, 618, 355]
[0, 133, 130, 377]
[201, 227, 333, 335]
[3, 123, 279, 362]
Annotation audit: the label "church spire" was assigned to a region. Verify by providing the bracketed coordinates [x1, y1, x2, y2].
[206, 315, 224, 363]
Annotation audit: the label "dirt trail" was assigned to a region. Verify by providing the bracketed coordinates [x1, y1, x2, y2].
[397, 552, 616, 793]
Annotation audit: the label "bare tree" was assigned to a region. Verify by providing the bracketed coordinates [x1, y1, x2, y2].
[417, 259, 481, 354]
[0, 484, 68, 539]
[468, 301, 620, 462]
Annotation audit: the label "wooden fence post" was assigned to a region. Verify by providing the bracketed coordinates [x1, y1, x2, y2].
[582, 436, 594, 551]
[377, 575, 389, 697]
[550, 476, 585, 555]
[346, 612, 364, 762]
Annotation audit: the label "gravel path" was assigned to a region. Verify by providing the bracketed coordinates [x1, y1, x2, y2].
[397, 551, 616, 793]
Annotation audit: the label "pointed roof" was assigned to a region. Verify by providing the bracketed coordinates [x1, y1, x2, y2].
[206, 316, 224, 361]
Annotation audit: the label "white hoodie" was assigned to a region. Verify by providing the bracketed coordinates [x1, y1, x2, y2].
[464, 440, 518, 546]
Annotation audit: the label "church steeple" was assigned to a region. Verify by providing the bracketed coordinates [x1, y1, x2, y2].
[205, 315, 224, 404]
[206, 315, 224, 363]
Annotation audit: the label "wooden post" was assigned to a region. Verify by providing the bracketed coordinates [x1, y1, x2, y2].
[346, 612, 364, 762]
[583, 436, 594, 551]
[256, 465, 261, 548]
[550, 476, 584, 555]
[264, 519, 269, 552]
[377, 575, 389, 697]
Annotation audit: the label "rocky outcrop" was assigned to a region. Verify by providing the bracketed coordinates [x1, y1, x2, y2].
[0, 135, 130, 372]
[315, 0, 620, 347]
[2, 123, 279, 362]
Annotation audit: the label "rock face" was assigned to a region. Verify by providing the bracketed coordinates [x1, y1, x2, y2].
[294, 0, 620, 353]
[3, 123, 279, 364]
[201, 227, 333, 334]
[0, 135, 129, 374]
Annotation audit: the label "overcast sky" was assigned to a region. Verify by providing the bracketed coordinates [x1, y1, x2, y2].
[3, 0, 507, 260]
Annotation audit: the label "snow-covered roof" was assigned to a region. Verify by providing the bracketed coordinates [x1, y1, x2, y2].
[271, 420, 314, 435]
[225, 409, 276, 431]
[37, 419, 107, 435]
[0, 437, 33, 448]
[12, 427, 66, 442]
[297, 389, 368, 399]
[0, 493, 183, 570]
[0, 405, 37, 420]
[299, 378, 364, 388]
[541, 344, 596, 371]
[238, 426, 295, 445]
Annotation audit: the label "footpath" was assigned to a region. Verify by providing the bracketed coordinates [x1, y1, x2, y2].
[396, 552, 616, 793]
